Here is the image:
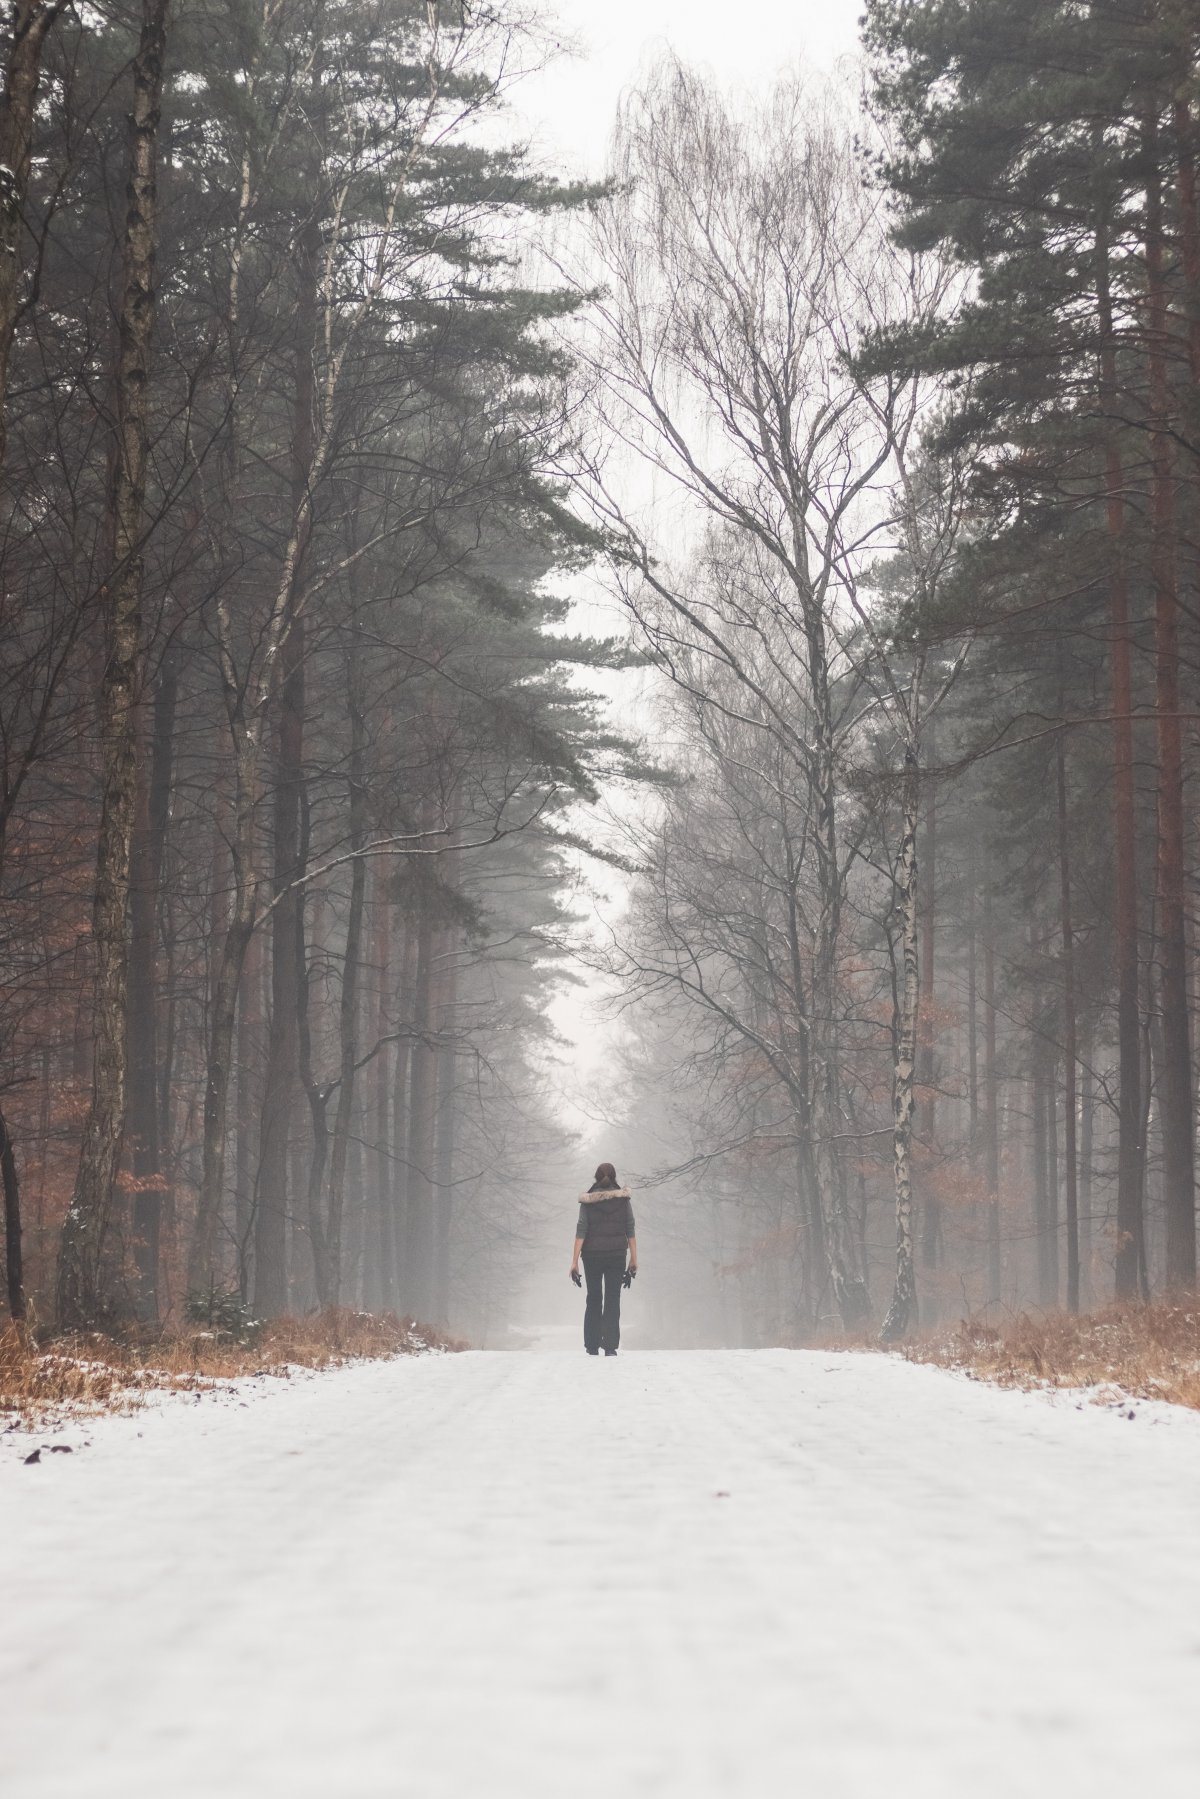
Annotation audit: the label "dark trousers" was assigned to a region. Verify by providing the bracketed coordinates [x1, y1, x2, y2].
[582, 1253, 625, 1353]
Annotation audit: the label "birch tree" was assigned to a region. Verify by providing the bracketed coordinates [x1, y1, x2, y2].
[857, 452, 972, 1341]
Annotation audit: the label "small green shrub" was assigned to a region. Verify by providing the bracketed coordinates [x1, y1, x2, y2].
[184, 1287, 262, 1345]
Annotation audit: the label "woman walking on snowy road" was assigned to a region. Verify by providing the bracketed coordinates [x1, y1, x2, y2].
[570, 1163, 637, 1356]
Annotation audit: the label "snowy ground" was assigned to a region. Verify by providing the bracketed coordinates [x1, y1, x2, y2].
[5, 1349, 1200, 1798]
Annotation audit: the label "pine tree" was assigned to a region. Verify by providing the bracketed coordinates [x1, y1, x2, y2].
[864, 0, 1198, 1295]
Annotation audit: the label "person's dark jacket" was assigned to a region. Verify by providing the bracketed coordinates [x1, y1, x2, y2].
[576, 1185, 635, 1260]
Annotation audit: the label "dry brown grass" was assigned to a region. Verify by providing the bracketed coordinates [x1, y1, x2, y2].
[0, 1309, 463, 1429]
[900, 1302, 1200, 1410]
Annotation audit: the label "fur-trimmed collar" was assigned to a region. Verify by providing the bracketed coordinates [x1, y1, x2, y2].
[579, 1187, 631, 1203]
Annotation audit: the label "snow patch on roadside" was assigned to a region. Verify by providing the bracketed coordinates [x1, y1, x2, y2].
[1, 1358, 330, 1463]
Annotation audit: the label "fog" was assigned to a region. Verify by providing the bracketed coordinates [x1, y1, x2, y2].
[2, 0, 1197, 1354]
[7, 10, 1200, 1798]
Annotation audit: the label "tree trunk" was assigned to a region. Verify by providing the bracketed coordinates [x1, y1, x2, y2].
[156, 848, 176, 1158]
[371, 879, 394, 1313]
[1044, 1028, 1060, 1308]
[1137, 997, 1153, 1299]
[391, 919, 416, 1304]
[149, 665, 175, 1164]
[919, 753, 938, 1270]
[404, 881, 437, 1322]
[127, 662, 174, 1320]
[1055, 664, 1080, 1312]
[966, 837, 979, 1166]
[803, 602, 866, 1326]
[252, 203, 319, 1317]
[1, 1102, 23, 1320]
[783, 854, 820, 1325]
[234, 912, 263, 1300]
[0, 2, 65, 466]
[1095, 215, 1145, 1301]
[127, 707, 161, 1317]
[344, 1117, 366, 1308]
[57, 0, 169, 1327]
[433, 927, 458, 1328]
[1144, 125, 1196, 1290]
[1172, 92, 1200, 452]
[983, 871, 1001, 1304]
[189, 722, 255, 1297]
[296, 826, 330, 1308]
[881, 751, 919, 1342]
[255, 644, 304, 1319]
[1079, 1026, 1094, 1308]
[323, 640, 368, 1309]
[1031, 1019, 1048, 1307]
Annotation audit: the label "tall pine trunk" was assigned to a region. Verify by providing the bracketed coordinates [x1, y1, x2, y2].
[1031, 1017, 1049, 1306]
[371, 879, 395, 1313]
[919, 755, 938, 1272]
[404, 881, 437, 1321]
[252, 207, 320, 1318]
[1079, 1026, 1094, 1308]
[433, 924, 458, 1327]
[1172, 91, 1200, 452]
[391, 920, 416, 1304]
[127, 665, 174, 1320]
[1144, 124, 1196, 1290]
[1043, 1032, 1060, 1306]
[1095, 217, 1145, 1300]
[1, 1103, 23, 1320]
[296, 823, 329, 1305]
[190, 731, 255, 1298]
[983, 870, 1001, 1303]
[1055, 659, 1080, 1312]
[234, 914, 263, 1299]
[322, 638, 368, 1308]
[966, 840, 979, 1169]
[254, 635, 304, 1316]
[58, 0, 170, 1326]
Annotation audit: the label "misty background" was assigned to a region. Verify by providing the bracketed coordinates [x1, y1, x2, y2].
[3, 0, 1198, 1352]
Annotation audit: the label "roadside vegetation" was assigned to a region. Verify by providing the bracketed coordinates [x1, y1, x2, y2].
[0, 1311, 461, 1430]
[900, 1305, 1200, 1413]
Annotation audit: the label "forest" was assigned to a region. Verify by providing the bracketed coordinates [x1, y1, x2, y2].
[2, 0, 1200, 1350]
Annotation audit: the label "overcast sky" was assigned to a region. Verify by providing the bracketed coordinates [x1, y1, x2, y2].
[512, 0, 866, 177]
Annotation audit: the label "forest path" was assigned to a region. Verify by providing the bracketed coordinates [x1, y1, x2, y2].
[5, 1348, 1200, 1798]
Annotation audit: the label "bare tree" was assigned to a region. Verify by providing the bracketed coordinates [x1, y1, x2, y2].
[575, 64, 944, 1325]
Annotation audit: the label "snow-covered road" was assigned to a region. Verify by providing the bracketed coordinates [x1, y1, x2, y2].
[5, 1349, 1200, 1798]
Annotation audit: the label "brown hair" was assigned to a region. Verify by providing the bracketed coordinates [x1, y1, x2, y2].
[592, 1162, 618, 1189]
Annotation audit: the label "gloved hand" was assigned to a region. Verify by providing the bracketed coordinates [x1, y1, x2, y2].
[570, 1268, 582, 1288]
[623, 1267, 636, 1288]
